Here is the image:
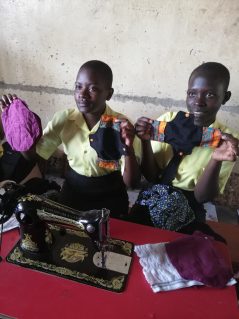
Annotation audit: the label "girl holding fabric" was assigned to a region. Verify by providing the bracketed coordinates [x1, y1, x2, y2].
[0, 61, 141, 217]
[0, 97, 42, 185]
[132, 62, 239, 240]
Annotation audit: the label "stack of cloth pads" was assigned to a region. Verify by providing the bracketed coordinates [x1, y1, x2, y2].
[135, 232, 236, 292]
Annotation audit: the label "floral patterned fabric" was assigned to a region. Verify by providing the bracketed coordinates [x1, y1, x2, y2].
[136, 184, 195, 231]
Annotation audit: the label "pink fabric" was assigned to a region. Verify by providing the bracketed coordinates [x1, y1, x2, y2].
[165, 232, 232, 288]
[1, 98, 42, 151]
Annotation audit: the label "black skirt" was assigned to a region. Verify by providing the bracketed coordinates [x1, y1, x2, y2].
[59, 167, 129, 218]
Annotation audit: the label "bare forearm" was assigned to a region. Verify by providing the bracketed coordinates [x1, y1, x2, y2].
[21, 147, 46, 175]
[195, 133, 239, 203]
[21, 146, 38, 161]
[141, 140, 160, 183]
[194, 158, 222, 203]
[123, 147, 141, 188]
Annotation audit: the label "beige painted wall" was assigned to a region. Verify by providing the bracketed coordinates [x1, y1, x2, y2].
[0, 0, 239, 169]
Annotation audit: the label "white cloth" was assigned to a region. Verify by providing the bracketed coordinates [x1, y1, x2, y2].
[135, 243, 236, 293]
[2, 215, 19, 233]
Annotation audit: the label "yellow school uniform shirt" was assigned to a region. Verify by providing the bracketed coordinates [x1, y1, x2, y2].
[151, 111, 239, 193]
[36, 105, 141, 177]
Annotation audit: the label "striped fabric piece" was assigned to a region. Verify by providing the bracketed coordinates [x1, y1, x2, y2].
[151, 120, 167, 142]
[200, 127, 222, 148]
[100, 115, 121, 131]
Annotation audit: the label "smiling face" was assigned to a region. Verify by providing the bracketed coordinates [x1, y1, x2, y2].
[186, 73, 231, 127]
[74, 67, 113, 119]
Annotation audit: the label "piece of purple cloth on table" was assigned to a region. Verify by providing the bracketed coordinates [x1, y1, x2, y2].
[1, 99, 42, 151]
[165, 232, 233, 288]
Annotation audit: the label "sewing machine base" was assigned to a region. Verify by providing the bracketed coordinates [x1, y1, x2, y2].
[6, 224, 134, 292]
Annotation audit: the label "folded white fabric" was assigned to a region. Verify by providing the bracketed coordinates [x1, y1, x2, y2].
[135, 241, 236, 293]
[2, 215, 19, 233]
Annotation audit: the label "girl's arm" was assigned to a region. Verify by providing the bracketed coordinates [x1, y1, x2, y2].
[194, 134, 239, 203]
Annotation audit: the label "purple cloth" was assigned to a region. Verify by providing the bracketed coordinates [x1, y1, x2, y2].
[165, 232, 233, 288]
[1, 99, 42, 151]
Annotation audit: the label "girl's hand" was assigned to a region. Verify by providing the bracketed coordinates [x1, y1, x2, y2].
[212, 133, 239, 162]
[118, 119, 135, 148]
[0, 94, 18, 111]
[135, 117, 153, 141]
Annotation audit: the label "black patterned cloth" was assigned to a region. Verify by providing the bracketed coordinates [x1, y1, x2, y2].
[89, 115, 128, 170]
[136, 184, 195, 231]
[151, 111, 221, 185]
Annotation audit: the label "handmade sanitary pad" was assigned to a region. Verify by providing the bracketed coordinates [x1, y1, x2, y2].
[150, 111, 222, 185]
[1, 99, 42, 151]
[150, 111, 222, 152]
[89, 115, 128, 170]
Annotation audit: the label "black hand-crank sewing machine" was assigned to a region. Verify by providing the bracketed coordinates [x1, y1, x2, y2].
[0, 182, 134, 292]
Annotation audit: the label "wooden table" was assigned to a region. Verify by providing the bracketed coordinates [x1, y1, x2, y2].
[0, 219, 238, 319]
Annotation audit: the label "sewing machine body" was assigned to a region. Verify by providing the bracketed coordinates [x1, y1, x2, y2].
[0, 182, 134, 292]
[0, 183, 110, 255]
[15, 194, 110, 256]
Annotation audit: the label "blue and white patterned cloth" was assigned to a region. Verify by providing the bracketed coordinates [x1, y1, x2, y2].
[136, 184, 195, 231]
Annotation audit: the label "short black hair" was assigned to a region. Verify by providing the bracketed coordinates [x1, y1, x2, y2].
[79, 60, 113, 88]
[189, 62, 230, 90]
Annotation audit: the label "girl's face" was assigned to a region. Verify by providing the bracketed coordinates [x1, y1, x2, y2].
[186, 74, 229, 127]
[74, 68, 113, 117]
